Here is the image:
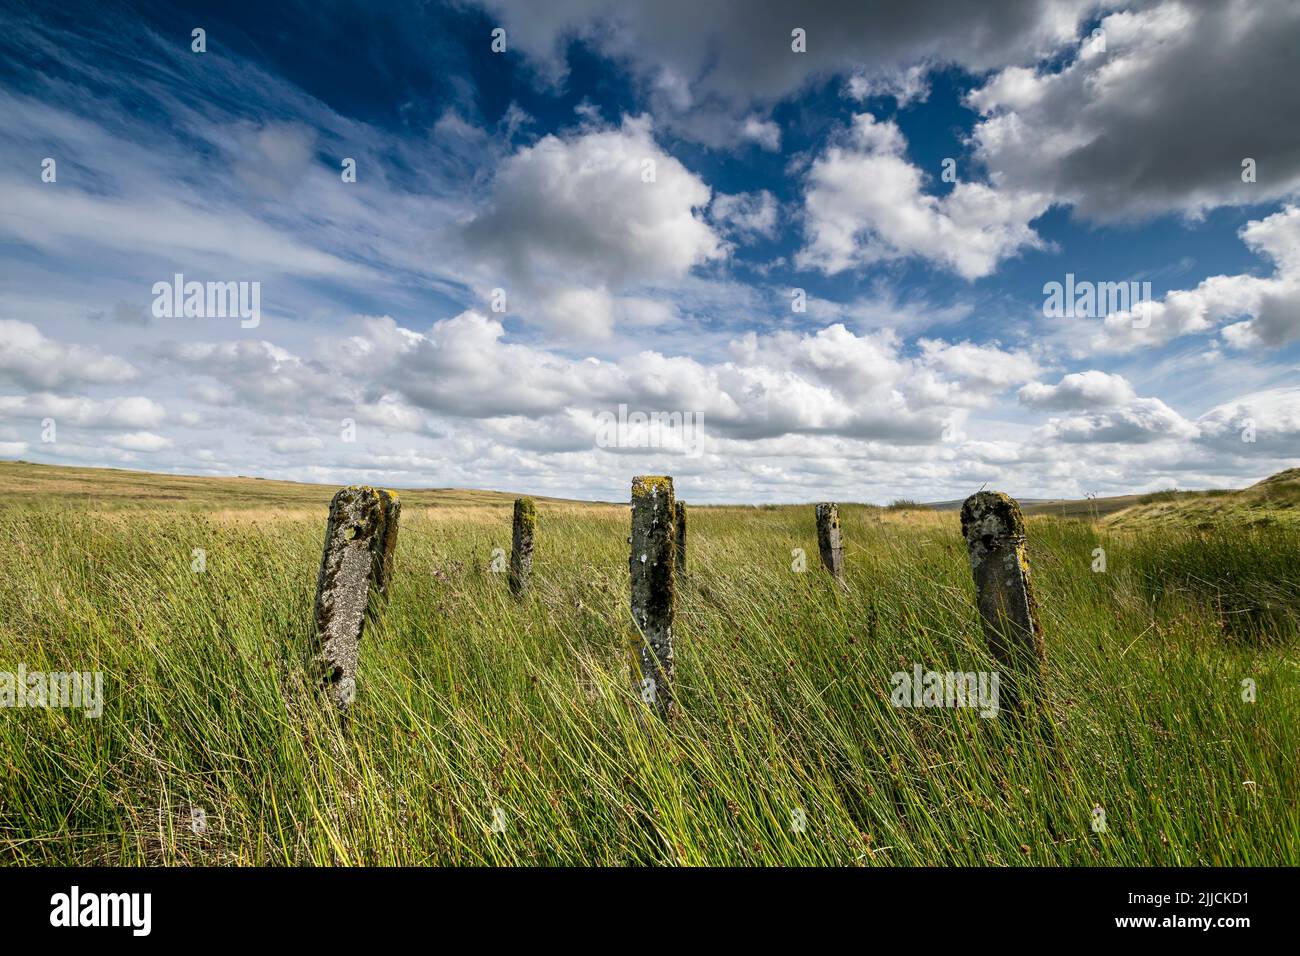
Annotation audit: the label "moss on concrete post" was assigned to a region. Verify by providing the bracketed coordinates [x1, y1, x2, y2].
[815, 502, 844, 581]
[674, 500, 687, 573]
[311, 486, 400, 711]
[960, 491, 1046, 712]
[509, 496, 536, 597]
[630, 475, 676, 717]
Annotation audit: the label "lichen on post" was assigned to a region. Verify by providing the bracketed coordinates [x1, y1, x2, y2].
[630, 475, 676, 717]
[509, 496, 536, 597]
[959, 490, 1046, 713]
[311, 485, 401, 711]
[674, 500, 687, 573]
[815, 502, 844, 581]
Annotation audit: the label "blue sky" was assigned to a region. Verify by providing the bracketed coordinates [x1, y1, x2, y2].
[1, 0, 1298, 502]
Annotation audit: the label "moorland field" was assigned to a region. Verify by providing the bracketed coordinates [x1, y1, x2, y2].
[0, 460, 1296, 865]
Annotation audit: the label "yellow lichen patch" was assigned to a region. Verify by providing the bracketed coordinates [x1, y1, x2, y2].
[515, 496, 538, 528]
[632, 475, 674, 498]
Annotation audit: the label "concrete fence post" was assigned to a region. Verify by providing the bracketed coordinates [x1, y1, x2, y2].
[675, 500, 687, 573]
[959, 491, 1046, 713]
[311, 486, 400, 711]
[815, 502, 844, 581]
[630, 475, 676, 717]
[509, 496, 536, 597]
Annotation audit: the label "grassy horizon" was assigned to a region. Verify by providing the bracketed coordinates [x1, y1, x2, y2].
[0, 464, 1296, 865]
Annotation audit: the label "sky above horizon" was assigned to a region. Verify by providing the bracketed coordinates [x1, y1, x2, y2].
[1, 0, 1298, 503]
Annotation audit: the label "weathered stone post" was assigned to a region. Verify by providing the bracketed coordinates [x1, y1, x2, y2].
[674, 500, 687, 573]
[630, 476, 676, 717]
[509, 496, 536, 597]
[815, 502, 844, 581]
[960, 491, 1046, 713]
[311, 486, 400, 711]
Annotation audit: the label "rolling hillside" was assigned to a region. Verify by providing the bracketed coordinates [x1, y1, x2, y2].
[0, 460, 603, 513]
[1103, 469, 1300, 532]
[2, 459, 1296, 530]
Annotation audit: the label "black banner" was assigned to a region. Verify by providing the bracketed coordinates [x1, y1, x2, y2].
[0, 866, 1271, 941]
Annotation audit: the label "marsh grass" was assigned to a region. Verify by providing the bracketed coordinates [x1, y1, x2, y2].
[0, 497, 1296, 865]
[1130, 528, 1300, 643]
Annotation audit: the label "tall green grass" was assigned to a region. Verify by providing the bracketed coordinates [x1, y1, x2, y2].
[1129, 528, 1300, 643]
[0, 503, 1295, 865]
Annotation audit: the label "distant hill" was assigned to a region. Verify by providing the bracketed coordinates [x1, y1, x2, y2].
[3, 458, 1297, 526]
[0, 459, 608, 512]
[924, 470, 1300, 527]
[929, 494, 1163, 519]
[1102, 468, 1300, 532]
[926, 497, 1052, 512]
